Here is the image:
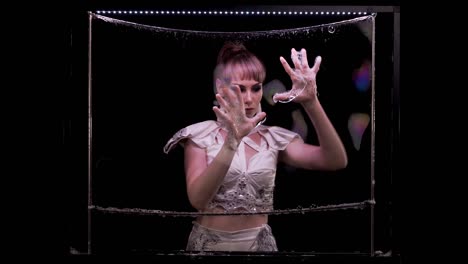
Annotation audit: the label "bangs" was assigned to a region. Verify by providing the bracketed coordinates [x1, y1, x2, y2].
[220, 58, 266, 83]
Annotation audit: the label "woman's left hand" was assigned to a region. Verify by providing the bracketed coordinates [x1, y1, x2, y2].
[273, 48, 321, 104]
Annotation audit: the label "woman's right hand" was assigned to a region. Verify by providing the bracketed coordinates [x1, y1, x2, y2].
[213, 84, 266, 150]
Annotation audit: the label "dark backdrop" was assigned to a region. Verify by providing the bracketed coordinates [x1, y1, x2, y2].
[63, 3, 398, 260]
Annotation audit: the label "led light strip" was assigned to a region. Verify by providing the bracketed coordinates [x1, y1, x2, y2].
[95, 10, 367, 16]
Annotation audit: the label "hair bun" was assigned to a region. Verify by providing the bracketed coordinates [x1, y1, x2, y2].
[217, 41, 248, 64]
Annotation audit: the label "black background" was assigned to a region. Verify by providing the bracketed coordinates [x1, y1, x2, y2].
[58, 1, 400, 262]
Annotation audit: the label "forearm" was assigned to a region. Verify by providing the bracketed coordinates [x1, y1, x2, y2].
[187, 142, 237, 210]
[301, 99, 348, 168]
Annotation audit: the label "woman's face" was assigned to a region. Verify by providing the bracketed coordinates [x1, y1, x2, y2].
[228, 78, 263, 118]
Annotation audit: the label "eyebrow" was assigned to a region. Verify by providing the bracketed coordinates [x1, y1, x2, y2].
[231, 82, 262, 87]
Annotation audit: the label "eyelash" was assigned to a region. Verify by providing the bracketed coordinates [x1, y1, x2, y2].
[239, 86, 262, 92]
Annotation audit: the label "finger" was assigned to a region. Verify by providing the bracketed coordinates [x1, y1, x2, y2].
[222, 86, 243, 112]
[222, 86, 239, 106]
[222, 85, 237, 101]
[229, 84, 244, 105]
[300, 49, 309, 70]
[215, 93, 230, 110]
[291, 49, 304, 69]
[273, 91, 292, 102]
[280, 56, 294, 76]
[252, 111, 267, 124]
[213, 106, 227, 120]
[290, 48, 302, 69]
[311, 55, 322, 74]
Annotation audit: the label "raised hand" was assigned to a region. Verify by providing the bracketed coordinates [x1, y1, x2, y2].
[213, 84, 266, 149]
[273, 48, 321, 104]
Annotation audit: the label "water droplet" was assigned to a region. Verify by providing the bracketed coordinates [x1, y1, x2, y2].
[328, 26, 336, 34]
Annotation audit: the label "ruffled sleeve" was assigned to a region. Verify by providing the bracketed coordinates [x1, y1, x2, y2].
[257, 125, 303, 151]
[163, 120, 220, 154]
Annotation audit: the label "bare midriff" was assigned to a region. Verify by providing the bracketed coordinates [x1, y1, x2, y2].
[196, 206, 268, 231]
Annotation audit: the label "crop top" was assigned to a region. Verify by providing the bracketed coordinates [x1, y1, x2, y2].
[164, 120, 301, 212]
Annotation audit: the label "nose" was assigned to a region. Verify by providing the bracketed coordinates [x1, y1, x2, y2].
[244, 91, 252, 105]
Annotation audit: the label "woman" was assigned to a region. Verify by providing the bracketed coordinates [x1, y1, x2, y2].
[164, 42, 347, 251]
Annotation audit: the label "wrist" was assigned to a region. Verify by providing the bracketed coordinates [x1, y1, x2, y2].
[224, 136, 240, 151]
[300, 97, 319, 109]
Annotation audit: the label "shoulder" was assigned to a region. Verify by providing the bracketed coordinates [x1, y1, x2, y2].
[163, 120, 220, 153]
[184, 120, 219, 135]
